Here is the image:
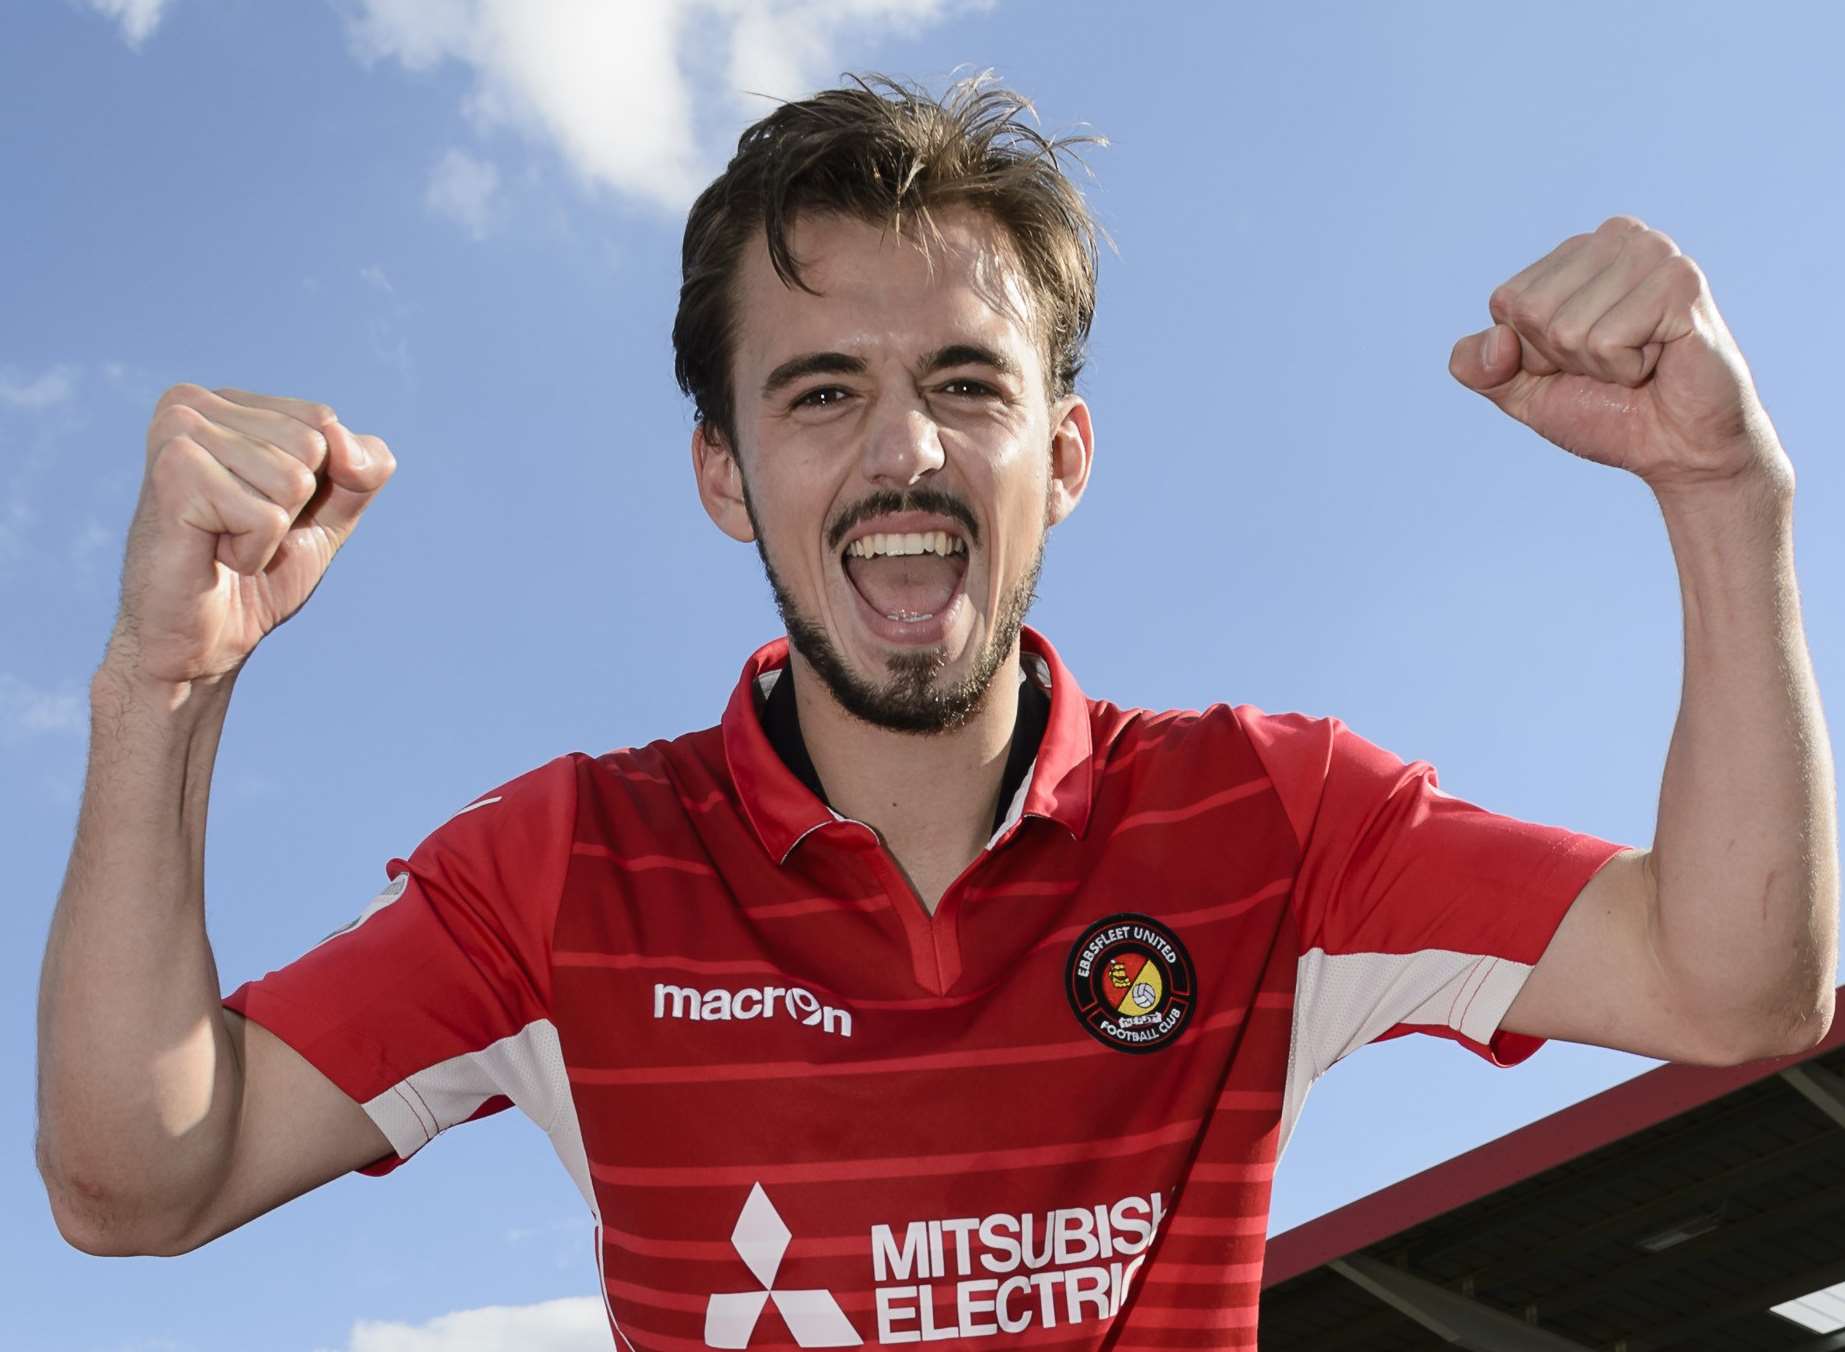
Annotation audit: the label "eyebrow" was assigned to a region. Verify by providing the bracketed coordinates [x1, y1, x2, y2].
[758, 343, 1022, 402]
[918, 343, 1021, 381]
[759, 352, 866, 401]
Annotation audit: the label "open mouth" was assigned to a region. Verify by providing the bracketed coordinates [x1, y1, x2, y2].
[840, 527, 970, 639]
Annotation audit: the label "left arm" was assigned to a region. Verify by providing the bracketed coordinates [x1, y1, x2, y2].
[1449, 216, 1839, 1064]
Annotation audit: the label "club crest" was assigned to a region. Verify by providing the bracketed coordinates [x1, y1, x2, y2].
[1064, 913, 1196, 1053]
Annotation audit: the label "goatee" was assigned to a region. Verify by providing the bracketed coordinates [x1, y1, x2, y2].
[742, 480, 1047, 735]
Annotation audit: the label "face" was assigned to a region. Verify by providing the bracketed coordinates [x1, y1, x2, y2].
[694, 207, 1093, 734]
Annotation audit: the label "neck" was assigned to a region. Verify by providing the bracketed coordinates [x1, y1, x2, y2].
[789, 643, 1023, 882]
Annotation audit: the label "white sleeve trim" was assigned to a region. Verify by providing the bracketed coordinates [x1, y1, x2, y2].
[358, 1017, 596, 1212]
[1278, 946, 1538, 1160]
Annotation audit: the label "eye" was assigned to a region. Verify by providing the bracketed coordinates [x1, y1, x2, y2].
[939, 378, 998, 398]
[792, 386, 852, 410]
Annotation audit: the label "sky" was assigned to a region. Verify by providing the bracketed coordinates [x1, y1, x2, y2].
[5, 0, 1843, 1348]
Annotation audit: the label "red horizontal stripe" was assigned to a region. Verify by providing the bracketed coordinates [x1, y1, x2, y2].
[1030, 878, 1292, 955]
[744, 895, 890, 919]
[571, 1006, 1250, 1086]
[602, 1278, 707, 1314]
[1214, 1089, 1284, 1112]
[956, 880, 1082, 900]
[619, 1321, 1104, 1352]
[1121, 1302, 1260, 1329]
[571, 844, 718, 876]
[555, 950, 824, 986]
[1166, 1214, 1270, 1238]
[605, 1277, 885, 1317]
[600, 766, 672, 786]
[591, 1118, 1200, 1188]
[1107, 778, 1271, 835]
[1140, 1260, 1267, 1284]
[602, 1226, 866, 1262]
[1097, 729, 1181, 775]
[1184, 1162, 1277, 1184]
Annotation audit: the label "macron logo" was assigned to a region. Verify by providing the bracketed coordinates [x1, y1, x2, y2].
[654, 982, 853, 1039]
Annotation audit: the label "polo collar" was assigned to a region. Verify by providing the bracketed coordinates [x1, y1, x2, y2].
[721, 625, 1096, 864]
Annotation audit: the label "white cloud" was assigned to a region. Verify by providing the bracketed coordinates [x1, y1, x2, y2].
[0, 364, 79, 410]
[344, 0, 973, 221]
[425, 147, 502, 239]
[312, 1297, 611, 1352]
[0, 674, 85, 741]
[85, 0, 172, 50]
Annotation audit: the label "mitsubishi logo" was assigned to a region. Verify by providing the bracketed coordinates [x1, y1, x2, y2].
[705, 1183, 861, 1348]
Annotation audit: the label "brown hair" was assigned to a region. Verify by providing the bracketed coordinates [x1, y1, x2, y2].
[672, 72, 1104, 452]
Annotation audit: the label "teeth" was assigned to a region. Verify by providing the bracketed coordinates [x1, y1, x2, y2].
[884, 611, 935, 623]
[845, 531, 968, 559]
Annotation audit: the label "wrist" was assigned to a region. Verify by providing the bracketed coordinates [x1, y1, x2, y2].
[1649, 443, 1795, 526]
[91, 647, 238, 724]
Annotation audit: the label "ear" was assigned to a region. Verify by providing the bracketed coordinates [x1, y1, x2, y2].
[1045, 395, 1095, 527]
[691, 422, 756, 543]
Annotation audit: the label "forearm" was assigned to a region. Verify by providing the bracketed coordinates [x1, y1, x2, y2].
[1650, 461, 1839, 1051]
[35, 658, 245, 1250]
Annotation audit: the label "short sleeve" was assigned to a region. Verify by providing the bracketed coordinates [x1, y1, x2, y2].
[221, 754, 580, 1177]
[1239, 708, 1636, 1076]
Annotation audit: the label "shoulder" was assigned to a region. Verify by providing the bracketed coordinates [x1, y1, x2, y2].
[1090, 696, 1341, 769]
[1094, 699, 1389, 852]
[405, 752, 587, 870]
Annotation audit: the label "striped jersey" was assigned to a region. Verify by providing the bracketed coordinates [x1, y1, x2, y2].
[222, 625, 1630, 1350]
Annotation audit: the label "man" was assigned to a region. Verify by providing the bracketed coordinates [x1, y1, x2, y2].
[36, 74, 1837, 1349]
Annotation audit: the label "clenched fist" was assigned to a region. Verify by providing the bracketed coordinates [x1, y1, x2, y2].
[108, 385, 395, 688]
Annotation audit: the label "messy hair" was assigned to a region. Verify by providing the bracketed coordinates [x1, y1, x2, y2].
[672, 72, 1104, 452]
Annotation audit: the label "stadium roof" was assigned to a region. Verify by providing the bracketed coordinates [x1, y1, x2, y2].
[1259, 989, 1845, 1351]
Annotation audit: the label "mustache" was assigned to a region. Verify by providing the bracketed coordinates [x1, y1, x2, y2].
[826, 488, 981, 554]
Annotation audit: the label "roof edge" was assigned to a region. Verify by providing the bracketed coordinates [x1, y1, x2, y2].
[1262, 985, 1845, 1288]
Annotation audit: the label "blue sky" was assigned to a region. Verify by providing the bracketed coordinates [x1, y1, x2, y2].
[7, 1, 1842, 1348]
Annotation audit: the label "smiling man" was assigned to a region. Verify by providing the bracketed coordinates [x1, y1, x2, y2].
[37, 75, 1838, 1350]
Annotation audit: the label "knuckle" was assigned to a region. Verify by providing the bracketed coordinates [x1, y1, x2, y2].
[1503, 292, 1543, 330]
[1598, 214, 1647, 237]
[305, 402, 338, 428]
[1547, 316, 1589, 353]
[364, 435, 396, 472]
[147, 435, 204, 497]
[258, 501, 293, 536]
[287, 424, 330, 469]
[150, 432, 202, 473]
[167, 401, 208, 433]
[1585, 327, 1625, 362]
[1663, 252, 1707, 296]
[1487, 284, 1518, 320]
[156, 381, 208, 412]
[280, 459, 319, 506]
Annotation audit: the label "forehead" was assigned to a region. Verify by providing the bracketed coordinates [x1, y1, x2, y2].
[731, 207, 1043, 380]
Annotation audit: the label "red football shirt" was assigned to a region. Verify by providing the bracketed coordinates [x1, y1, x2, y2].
[223, 626, 1631, 1350]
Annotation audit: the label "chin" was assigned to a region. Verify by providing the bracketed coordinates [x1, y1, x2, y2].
[788, 608, 1001, 736]
[748, 513, 1048, 736]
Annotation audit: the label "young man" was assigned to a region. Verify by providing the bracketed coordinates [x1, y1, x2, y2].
[37, 76, 1836, 1349]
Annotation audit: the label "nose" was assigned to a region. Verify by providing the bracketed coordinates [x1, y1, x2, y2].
[859, 400, 945, 487]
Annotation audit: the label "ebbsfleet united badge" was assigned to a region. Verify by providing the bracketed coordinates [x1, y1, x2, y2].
[1065, 913, 1196, 1053]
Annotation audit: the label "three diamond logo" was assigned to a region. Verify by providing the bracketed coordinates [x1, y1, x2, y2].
[705, 1183, 861, 1348]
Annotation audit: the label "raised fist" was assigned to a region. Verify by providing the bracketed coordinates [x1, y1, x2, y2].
[109, 384, 395, 688]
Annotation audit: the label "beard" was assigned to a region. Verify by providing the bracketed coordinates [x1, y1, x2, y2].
[740, 473, 1048, 735]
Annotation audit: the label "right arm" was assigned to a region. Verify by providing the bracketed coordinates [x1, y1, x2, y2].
[35, 384, 397, 1255]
